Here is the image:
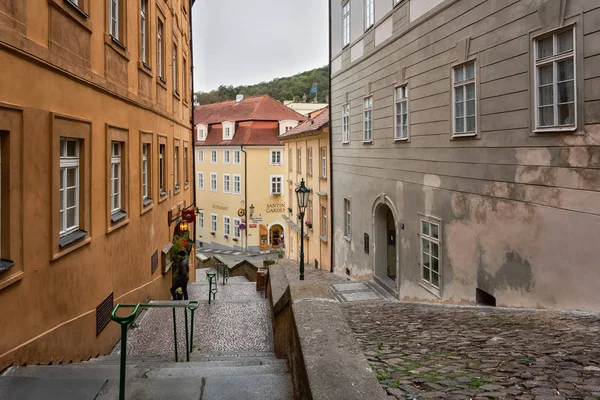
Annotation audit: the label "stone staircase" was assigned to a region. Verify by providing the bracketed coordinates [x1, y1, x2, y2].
[0, 276, 293, 399]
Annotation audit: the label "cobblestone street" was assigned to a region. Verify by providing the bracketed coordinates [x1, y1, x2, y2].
[341, 302, 600, 400]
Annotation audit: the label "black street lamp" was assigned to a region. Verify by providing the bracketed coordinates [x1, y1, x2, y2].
[295, 179, 310, 280]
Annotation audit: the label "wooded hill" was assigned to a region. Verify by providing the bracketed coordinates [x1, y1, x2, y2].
[194, 66, 329, 106]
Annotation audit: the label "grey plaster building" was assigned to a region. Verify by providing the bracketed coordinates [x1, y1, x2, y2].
[329, 0, 600, 310]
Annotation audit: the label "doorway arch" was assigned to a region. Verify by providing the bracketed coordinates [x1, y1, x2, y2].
[372, 194, 399, 292]
[269, 224, 284, 249]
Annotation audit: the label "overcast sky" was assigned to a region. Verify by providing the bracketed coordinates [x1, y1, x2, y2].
[191, 0, 329, 92]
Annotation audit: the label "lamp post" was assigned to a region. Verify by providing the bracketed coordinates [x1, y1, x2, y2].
[295, 179, 310, 280]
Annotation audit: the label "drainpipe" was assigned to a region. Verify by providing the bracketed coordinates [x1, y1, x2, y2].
[189, 0, 197, 247]
[328, 0, 334, 273]
[241, 145, 248, 254]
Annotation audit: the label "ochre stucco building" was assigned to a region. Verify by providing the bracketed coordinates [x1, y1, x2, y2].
[0, 0, 195, 370]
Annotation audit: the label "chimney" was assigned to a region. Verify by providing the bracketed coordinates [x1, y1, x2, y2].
[236, 94, 244, 103]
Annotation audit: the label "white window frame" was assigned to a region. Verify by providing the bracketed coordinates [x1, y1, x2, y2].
[198, 150, 204, 163]
[59, 138, 80, 236]
[420, 216, 442, 290]
[297, 148, 302, 173]
[211, 213, 218, 232]
[197, 126, 205, 141]
[342, 104, 350, 143]
[321, 206, 327, 238]
[210, 172, 217, 192]
[110, 142, 122, 214]
[198, 210, 204, 229]
[174, 145, 179, 188]
[270, 174, 283, 196]
[320, 147, 327, 178]
[157, 19, 163, 79]
[344, 198, 351, 239]
[198, 172, 204, 190]
[110, 0, 119, 40]
[233, 150, 241, 164]
[342, 1, 350, 48]
[159, 144, 165, 194]
[140, 0, 147, 64]
[452, 61, 477, 137]
[364, 0, 374, 30]
[173, 42, 178, 92]
[233, 218, 241, 239]
[233, 174, 241, 195]
[223, 150, 231, 164]
[534, 27, 577, 132]
[363, 96, 373, 142]
[394, 86, 409, 140]
[211, 150, 217, 164]
[223, 173, 231, 193]
[223, 216, 231, 236]
[142, 143, 149, 200]
[224, 126, 231, 139]
[270, 149, 282, 166]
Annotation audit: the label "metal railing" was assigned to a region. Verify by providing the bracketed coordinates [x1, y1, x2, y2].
[110, 300, 200, 400]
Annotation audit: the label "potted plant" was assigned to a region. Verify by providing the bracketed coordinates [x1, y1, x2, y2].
[287, 207, 293, 214]
[224, 234, 229, 239]
[232, 237, 239, 242]
[305, 221, 313, 229]
[210, 231, 216, 235]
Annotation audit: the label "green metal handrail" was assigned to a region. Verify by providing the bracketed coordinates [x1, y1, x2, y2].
[110, 300, 200, 400]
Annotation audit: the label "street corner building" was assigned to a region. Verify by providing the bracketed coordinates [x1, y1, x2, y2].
[0, 0, 195, 370]
[329, 0, 600, 310]
[194, 95, 305, 254]
[279, 107, 332, 272]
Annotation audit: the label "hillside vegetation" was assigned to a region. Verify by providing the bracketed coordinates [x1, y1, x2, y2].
[194, 66, 329, 105]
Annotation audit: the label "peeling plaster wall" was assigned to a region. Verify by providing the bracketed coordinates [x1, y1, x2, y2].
[330, 0, 600, 311]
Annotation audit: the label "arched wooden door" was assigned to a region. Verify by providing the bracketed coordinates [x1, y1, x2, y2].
[270, 225, 283, 249]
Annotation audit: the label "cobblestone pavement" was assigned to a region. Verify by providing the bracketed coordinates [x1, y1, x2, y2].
[277, 258, 348, 284]
[341, 301, 600, 400]
[125, 278, 273, 357]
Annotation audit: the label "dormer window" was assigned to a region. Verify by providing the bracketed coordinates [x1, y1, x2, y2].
[196, 124, 206, 141]
[225, 127, 231, 138]
[222, 121, 235, 141]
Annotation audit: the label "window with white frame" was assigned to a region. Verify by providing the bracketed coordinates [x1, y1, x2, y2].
[174, 145, 179, 189]
[110, 0, 120, 40]
[198, 172, 204, 190]
[233, 174, 241, 195]
[290, 235, 294, 253]
[210, 173, 217, 191]
[196, 125, 206, 141]
[365, 0, 374, 30]
[140, 0, 148, 64]
[233, 150, 241, 164]
[342, 1, 350, 48]
[224, 150, 230, 164]
[297, 148, 302, 173]
[223, 174, 231, 193]
[184, 146, 188, 185]
[307, 147, 313, 176]
[223, 216, 231, 236]
[173, 42, 178, 92]
[211, 213, 217, 232]
[395, 86, 409, 140]
[198, 210, 204, 229]
[342, 104, 350, 143]
[59, 138, 80, 236]
[270, 175, 283, 195]
[308, 199, 313, 226]
[224, 126, 231, 139]
[453, 61, 477, 136]
[321, 206, 327, 238]
[159, 144, 166, 195]
[363, 96, 373, 142]
[142, 143, 149, 201]
[157, 19, 164, 79]
[110, 142, 122, 214]
[344, 198, 351, 239]
[394, 0, 401, 5]
[320, 147, 327, 178]
[535, 28, 576, 130]
[211, 150, 217, 164]
[270, 149, 282, 165]
[421, 218, 441, 288]
[285, 126, 293, 132]
[198, 150, 204, 163]
[233, 218, 241, 239]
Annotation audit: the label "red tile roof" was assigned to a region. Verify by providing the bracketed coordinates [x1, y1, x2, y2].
[279, 107, 329, 139]
[197, 121, 283, 147]
[194, 95, 305, 125]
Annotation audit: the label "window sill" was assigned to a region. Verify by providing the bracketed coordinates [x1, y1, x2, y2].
[0, 271, 24, 291]
[319, 176, 327, 181]
[174, 184, 181, 193]
[0, 259, 15, 275]
[138, 61, 153, 78]
[59, 229, 88, 248]
[319, 236, 328, 243]
[111, 210, 127, 223]
[141, 198, 154, 215]
[342, 140, 350, 144]
[419, 281, 442, 299]
[362, 140, 373, 144]
[173, 90, 181, 101]
[48, 0, 92, 33]
[184, 182, 190, 190]
[451, 132, 478, 140]
[157, 77, 168, 90]
[533, 127, 578, 134]
[159, 190, 168, 203]
[394, 137, 409, 143]
[104, 34, 130, 61]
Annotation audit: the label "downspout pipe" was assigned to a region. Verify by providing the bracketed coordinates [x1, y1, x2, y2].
[241, 146, 248, 254]
[189, 0, 197, 247]
[328, 0, 334, 273]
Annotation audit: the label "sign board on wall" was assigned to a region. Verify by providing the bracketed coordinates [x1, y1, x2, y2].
[151, 250, 159, 274]
[249, 224, 257, 228]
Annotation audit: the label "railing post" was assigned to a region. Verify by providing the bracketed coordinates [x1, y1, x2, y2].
[172, 308, 178, 362]
[184, 308, 190, 362]
[119, 324, 127, 400]
[190, 309, 195, 353]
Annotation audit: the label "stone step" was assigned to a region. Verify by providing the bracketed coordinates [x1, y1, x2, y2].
[0, 376, 108, 400]
[84, 352, 280, 366]
[6, 360, 288, 379]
